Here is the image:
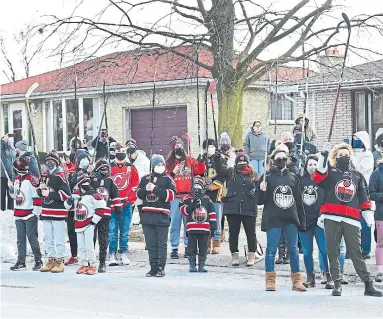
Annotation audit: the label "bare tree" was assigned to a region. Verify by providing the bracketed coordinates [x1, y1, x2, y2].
[31, 0, 383, 146]
[1, 37, 17, 82]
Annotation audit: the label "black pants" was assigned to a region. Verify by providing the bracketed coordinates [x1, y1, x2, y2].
[221, 215, 225, 232]
[93, 218, 110, 263]
[142, 224, 169, 268]
[15, 216, 42, 263]
[226, 215, 257, 253]
[67, 211, 77, 257]
[187, 233, 209, 258]
[1, 177, 14, 211]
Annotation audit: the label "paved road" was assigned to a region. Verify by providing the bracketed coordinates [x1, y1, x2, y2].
[1, 262, 382, 318]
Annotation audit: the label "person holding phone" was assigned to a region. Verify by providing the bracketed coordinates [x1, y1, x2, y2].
[1, 133, 16, 211]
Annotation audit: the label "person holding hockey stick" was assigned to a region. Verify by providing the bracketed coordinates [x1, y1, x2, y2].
[90, 158, 122, 273]
[314, 142, 381, 297]
[259, 147, 307, 292]
[180, 175, 216, 272]
[8, 156, 43, 271]
[137, 155, 176, 277]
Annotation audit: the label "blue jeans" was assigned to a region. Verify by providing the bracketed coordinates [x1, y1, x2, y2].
[170, 198, 188, 249]
[265, 224, 300, 273]
[361, 215, 372, 254]
[300, 226, 328, 272]
[319, 237, 346, 270]
[212, 202, 223, 241]
[108, 204, 132, 255]
[250, 159, 264, 176]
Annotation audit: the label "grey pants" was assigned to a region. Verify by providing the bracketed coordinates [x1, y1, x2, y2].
[324, 219, 370, 282]
[15, 216, 42, 263]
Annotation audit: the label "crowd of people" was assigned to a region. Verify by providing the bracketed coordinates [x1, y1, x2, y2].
[1, 117, 383, 297]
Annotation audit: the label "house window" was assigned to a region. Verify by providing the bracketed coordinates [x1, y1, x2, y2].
[53, 100, 63, 151]
[2, 104, 9, 134]
[83, 98, 95, 149]
[270, 94, 294, 120]
[355, 92, 366, 131]
[65, 99, 79, 148]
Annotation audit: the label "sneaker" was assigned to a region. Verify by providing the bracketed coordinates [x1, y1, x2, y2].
[40, 258, 56, 272]
[87, 265, 97, 275]
[156, 267, 165, 277]
[65, 256, 78, 266]
[146, 267, 157, 277]
[121, 253, 130, 265]
[32, 260, 43, 271]
[109, 254, 118, 266]
[76, 265, 89, 274]
[170, 249, 179, 259]
[10, 261, 26, 271]
[98, 263, 106, 273]
[51, 258, 65, 273]
[363, 253, 371, 260]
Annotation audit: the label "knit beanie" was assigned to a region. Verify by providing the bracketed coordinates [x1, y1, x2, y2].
[170, 136, 183, 149]
[220, 132, 231, 146]
[15, 140, 29, 151]
[125, 138, 138, 150]
[235, 149, 249, 165]
[202, 138, 217, 150]
[13, 156, 30, 174]
[192, 175, 205, 188]
[45, 150, 61, 166]
[151, 154, 165, 169]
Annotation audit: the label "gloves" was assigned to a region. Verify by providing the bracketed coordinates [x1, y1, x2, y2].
[185, 200, 200, 214]
[221, 192, 236, 203]
[249, 188, 256, 198]
[213, 151, 222, 160]
[146, 182, 156, 192]
[260, 181, 267, 192]
[67, 197, 74, 205]
[197, 154, 207, 163]
[321, 142, 332, 156]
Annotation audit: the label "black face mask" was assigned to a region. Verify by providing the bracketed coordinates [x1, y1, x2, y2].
[336, 156, 350, 170]
[294, 135, 303, 145]
[275, 158, 287, 169]
[46, 162, 57, 171]
[115, 153, 126, 161]
[127, 147, 137, 155]
[174, 148, 184, 156]
[192, 187, 205, 200]
[221, 144, 230, 153]
[80, 185, 91, 194]
[98, 168, 109, 177]
[109, 154, 115, 161]
[285, 142, 294, 151]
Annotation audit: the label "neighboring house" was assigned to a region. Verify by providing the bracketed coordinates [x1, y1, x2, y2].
[0, 46, 310, 156]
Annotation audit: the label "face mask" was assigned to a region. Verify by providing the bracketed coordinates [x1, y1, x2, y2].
[127, 147, 137, 155]
[154, 165, 166, 174]
[285, 142, 294, 150]
[207, 146, 216, 156]
[174, 148, 184, 157]
[98, 168, 110, 177]
[109, 154, 115, 161]
[80, 185, 91, 194]
[307, 167, 316, 175]
[46, 161, 57, 171]
[294, 135, 303, 145]
[192, 187, 204, 199]
[116, 153, 126, 161]
[353, 140, 362, 148]
[336, 156, 350, 170]
[275, 158, 287, 169]
[221, 144, 230, 153]
[79, 158, 90, 169]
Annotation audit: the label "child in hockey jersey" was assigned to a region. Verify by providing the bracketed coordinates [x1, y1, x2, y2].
[65, 175, 106, 275]
[90, 158, 122, 273]
[8, 156, 43, 271]
[180, 176, 216, 272]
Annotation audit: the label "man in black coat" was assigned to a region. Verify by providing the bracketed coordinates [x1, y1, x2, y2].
[92, 129, 116, 161]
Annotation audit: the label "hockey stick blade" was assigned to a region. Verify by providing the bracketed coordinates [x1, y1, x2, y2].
[26, 83, 39, 98]
[208, 80, 217, 94]
[342, 13, 351, 30]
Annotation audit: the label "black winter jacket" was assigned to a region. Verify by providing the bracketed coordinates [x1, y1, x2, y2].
[205, 154, 227, 202]
[369, 164, 383, 221]
[258, 166, 305, 232]
[92, 136, 116, 161]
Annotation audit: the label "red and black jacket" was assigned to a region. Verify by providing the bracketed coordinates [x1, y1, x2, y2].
[110, 162, 139, 206]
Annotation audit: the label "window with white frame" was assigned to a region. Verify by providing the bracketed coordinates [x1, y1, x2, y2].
[270, 93, 294, 120]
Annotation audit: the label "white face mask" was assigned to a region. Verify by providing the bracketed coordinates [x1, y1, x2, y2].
[79, 158, 90, 169]
[154, 165, 166, 174]
[207, 146, 216, 156]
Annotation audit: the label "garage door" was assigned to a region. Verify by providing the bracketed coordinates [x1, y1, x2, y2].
[129, 106, 187, 158]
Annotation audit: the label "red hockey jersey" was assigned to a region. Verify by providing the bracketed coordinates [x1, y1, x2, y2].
[110, 162, 139, 206]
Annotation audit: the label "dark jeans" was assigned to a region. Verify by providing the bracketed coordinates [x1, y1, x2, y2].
[324, 219, 370, 282]
[226, 215, 257, 253]
[1, 177, 14, 211]
[187, 233, 209, 258]
[265, 224, 300, 273]
[15, 216, 42, 263]
[93, 218, 110, 263]
[360, 215, 372, 254]
[67, 211, 77, 257]
[142, 224, 169, 268]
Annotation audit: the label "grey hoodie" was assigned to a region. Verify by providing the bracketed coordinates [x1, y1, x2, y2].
[243, 129, 270, 161]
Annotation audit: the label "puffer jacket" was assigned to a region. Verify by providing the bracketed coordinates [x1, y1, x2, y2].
[131, 150, 150, 206]
[352, 131, 374, 185]
[0, 138, 15, 179]
[244, 129, 270, 161]
[369, 163, 383, 221]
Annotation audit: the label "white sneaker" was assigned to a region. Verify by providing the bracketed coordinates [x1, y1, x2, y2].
[109, 254, 118, 266]
[121, 253, 130, 265]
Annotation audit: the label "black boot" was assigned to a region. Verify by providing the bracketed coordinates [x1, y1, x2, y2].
[156, 266, 165, 277]
[146, 265, 158, 277]
[184, 248, 189, 258]
[170, 249, 179, 259]
[303, 272, 316, 288]
[98, 262, 106, 273]
[10, 261, 26, 271]
[188, 256, 197, 272]
[332, 280, 342, 296]
[32, 259, 43, 271]
[324, 272, 334, 289]
[283, 251, 290, 264]
[198, 256, 207, 273]
[275, 247, 284, 264]
[364, 280, 383, 297]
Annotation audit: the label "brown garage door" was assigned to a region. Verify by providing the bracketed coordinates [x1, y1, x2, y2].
[129, 106, 188, 158]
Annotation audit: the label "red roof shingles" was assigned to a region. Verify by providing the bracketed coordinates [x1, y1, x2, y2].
[0, 46, 312, 96]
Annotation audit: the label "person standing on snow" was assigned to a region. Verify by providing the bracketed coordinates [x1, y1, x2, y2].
[92, 129, 116, 161]
[244, 121, 270, 176]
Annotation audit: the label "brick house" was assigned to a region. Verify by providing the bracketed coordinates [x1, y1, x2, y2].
[0, 46, 310, 157]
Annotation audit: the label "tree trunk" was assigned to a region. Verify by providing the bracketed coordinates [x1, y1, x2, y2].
[216, 79, 245, 148]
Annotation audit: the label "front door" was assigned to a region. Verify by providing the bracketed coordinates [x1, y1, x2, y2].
[9, 103, 28, 144]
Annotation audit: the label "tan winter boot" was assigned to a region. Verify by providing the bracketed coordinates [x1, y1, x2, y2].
[246, 252, 255, 267]
[265, 272, 276, 291]
[207, 236, 212, 254]
[291, 272, 307, 292]
[212, 240, 221, 254]
[51, 258, 65, 273]
[40, 258, 56, 272]
[221, 231, 226, 242]
[231, 252, 239, 266]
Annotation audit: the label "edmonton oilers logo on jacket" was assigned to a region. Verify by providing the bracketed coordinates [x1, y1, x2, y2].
[43, 188, 55, 205]
[302, 185, 318, 206]
[273, 185, 294, 209]
[75, 203, 89, 221]
[97, 187, 109, 201]
[192, 207, 208, 223]
[335, 179, 356, 202]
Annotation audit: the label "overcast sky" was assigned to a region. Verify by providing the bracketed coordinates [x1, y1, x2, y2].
[1, 0, 383, 84]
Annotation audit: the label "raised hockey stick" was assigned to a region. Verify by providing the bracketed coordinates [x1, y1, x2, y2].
[204, 81, 210, 174]
[328, 13, 352, 142]
[195, 51, 202, 156]
[0, 158, 11, 181]
[181, 131, 191, 156]
[273, 59, 279, 135]
[149, 71, 157, 177]
[208, 80, 218, 147]
[25, 82, 42, 177]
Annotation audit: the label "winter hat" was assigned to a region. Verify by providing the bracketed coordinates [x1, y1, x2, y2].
[192, 175, 205, 188]
[76, 174, 91, 192]
[13, 156, 30, 174]
[45, 150, 61, 166]
[202, 138, 217, 150]
[220, 132, 231, 146]
[295, 114, 310, 125]
[95, 158, 110, 175]
[235, 149, 249, 165]
[293, 124, 303, 134]
[151, 154, 165, 169]
[170, 136, 183, 149]
[15, 140, 29, 151]
[76, 149, 91, 167]
[125, 138, 138, 150]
